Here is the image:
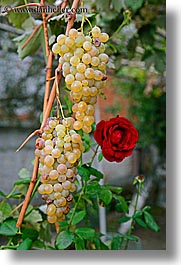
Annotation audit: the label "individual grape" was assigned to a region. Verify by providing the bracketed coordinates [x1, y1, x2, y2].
[70, 66, 77, 75]
[65, 74, 75, 85]
[62, 180, 72, 190]
[82, 86, 91, 96]
[52, 148, 61, 158]
[82, 53, 91, 64]
[68, 28, 78, 39]
[64, 52, 73, 62]
[66, 169, 74, 178]
[44, 145, 53, 155]
[64, 142, 72, 151]
[57, 34, 66, 45]
[75, 111, 85, 121]
[75, 35, 85, 47]
[82, 124, 92, 133]
[82, 80, 89, 86]
[54, 183, 63, 192]
[57, 164, 67, 174]
[83, 41, 92, 51]
[52, 43, 61, 54]
[67, 153, 77, 164]
[70, 55, 80, 66]
[74, 48, 84, 58]
[98, 53, 109, 63]
[75, 73, 85, 82]
[46, 203, 56, 216]
[90, 86, 98, 96]
[85, 36, 92, 42]
[44, 155, 54, 167]
[98, 43, 105, 53]
[60, 44, 69, 54]
[61, 189, 70, 198]
[65, 37, 75, 47]
[88, 46, 99, 57]
[59, 56, 64, 65]
[71, 133, 81, 143]
[44, 184, 53, 194]
[83, 115, 95, 126]
[71, 80, 82, 92]
[98, 62, 106, 71]
[85, 68, 95, 79]
[99, 32, 109, 43]
[86, 104, 95, 115]
[58, 174, 67, 183]
[47, 215, 57, 224]
[91, 56, 100, 67]
[92, 26, 101, 38]
[94, 70, 103, 81]
[76, 63, 86, 73]
[77, 101, 87, 112]
[54, 197, 67, 207]
[49, 170, 59, 181]
[73, 120, 83, 130]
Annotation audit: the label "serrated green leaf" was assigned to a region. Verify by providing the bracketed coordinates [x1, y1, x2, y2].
[75, 227, 95, 240]
[74, 236, 85, 250]
[55, 231, 74, 250]
[118, 216, 131, 223]
[0, 219, 18, 236]
[99, 189, 112, 205]
[71, 210, 86, 225]
[144, 211, 160, 232]
[17, 238, 33, 250]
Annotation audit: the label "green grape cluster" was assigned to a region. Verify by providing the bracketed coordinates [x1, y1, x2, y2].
[35, 117, 84, 224]
[52, 26, 109, 133]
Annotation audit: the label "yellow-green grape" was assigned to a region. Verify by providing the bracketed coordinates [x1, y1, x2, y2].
[62, 117, 75, 129]
[52, 43, 61, 54]
[75, 111, 85, 121]
[98, 62, 106, 71]
[56, 124, 66, 132]
[59, 56, 64, 65]
[49, 169, 59, 180]
[54, 197, 67, 207]
[57, 34, 66, 45]
[61, 189, 70, 198]
[74, 47, 84, 58]
[71, 133, 81, 143]
[44, 155, 54, 167]
[82, 79, 89, 86]
[99, 32, 109, 43]
[72, 103, 78, 113]
[52, 148, 61, 158]
[62, 180, 72, 190]
[82, 124, 92, 133]
[70, 66, 77, 75]
[83, 41, 92, 51]
[44, 145, 53, 155]
[72, 148, 82, 159]
[70, 91, 82, 103]
[92, 26, 101, 38]
[57, 164, 67, 174]
[62, 62, 70, 76]
[76, 63, 86, 73]
[75, 73, 85, 82]
[82, 53, 91, 64]
[78, 101, 87, 112]
[86, 104, 95, 115]
[64, 52, 73, 62]
[73, 120, 83, 131]
[60, 44, 69, 54]
[98, 53, 109, 63]
[57, 130, 66, 138]
[83, 115, 95, 126]
[98, 43, 105, 53]
[85, 36, 92, 42]
[71, 80, 82, 92]
[75, 35, 85, 47]
[65, 74, 75, 85]
[89, 96, 97, 105]
[67, 153, 77, 164]
[88, 46, 99, 57]
[46, 203, 56, 216]
[64, 135, 71, 143]
[70, 55, 80, 66]
[47, 215, 57, 224]
[90, 86, 98, 96]
[85, 68, 95, 79]
[82, 86, 91, 96]
[87, 79, 95, 87]
[58, 174, 67, 183]
[44, 184, 54, 194]
[65, 37, 75, 47]
[57, 154, 66, 164]
[68, 28, 78, 39]
[94, 70, 103, 81]
[91, 56, 100, 67]
[64, 142, 72, 151]
[49, 119, 58, 129]
[54, 183, 63, 192]
[70, 183, 77, 193]
[66, 169, 74, 178]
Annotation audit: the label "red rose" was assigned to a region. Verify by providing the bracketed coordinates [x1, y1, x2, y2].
[94, 116, 139, 162]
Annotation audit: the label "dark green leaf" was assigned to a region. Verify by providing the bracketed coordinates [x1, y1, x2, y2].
[93, 237, 109, 250]
[111, 236, 123, 250]
[55, 231, 74, 250]
[118, 216, 131, 223]
[133, 211, 143, 219]
[77, 165, 91, 181]
[144, 211, 160, 232]
[0, 201, 12, 217]
[71, 210, 86, 225]
[14, 178, 30, 186]
[142, 206, 151, 212]
[0, 191, 6, 197]
[86, 182, 101, 194]
[99, 189, 112, 205]
[125, 0, 144, 12]
[135, 218, 147, 228]
[84, 165, 104, 180]
[0, 219, 18, 236]
[74, 236, 85, 250]
[17, 238, 33, 250]
[75, 228, 95, 240]
[32, 240, 46, 250]
[114, 195, 129, 213]
[98, 151, 103, 162]
[22, 228, 39, 241]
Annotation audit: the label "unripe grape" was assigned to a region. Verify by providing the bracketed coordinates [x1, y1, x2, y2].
[68, 28, 78, 39]
[92, 26, 101, 38]
[46, 203, 56, 216]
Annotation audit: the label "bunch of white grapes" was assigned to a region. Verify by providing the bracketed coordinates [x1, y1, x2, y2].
[52, 26, 109, 134]
[35, 117, 84, 224]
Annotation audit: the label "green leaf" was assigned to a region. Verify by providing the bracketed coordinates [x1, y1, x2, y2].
[0, 190, 6, 197]
[111, 236, 123, 250]
[125, 0, 144, 12]
[84, 165, 103, 180]
[142, 206, 152, 212]
[144, 212, 160, 232]
[133, 211, 143, 219]
[134, 217, 147, 228]
[17, 238, 33, 250]
[64, 94, 73, 114]
[114, 195, 129, 213]
[71, 210, 86, 225]
[14, 27, 43, 59]
[55, 231, 74, 250]
[0, 219, 18, 236]
[0, 201, 12, 217]
[18, 168, 30, 179]
[98, 151, 103, 162]
[118, 216, 131, 223]
[86, 183, 101, 194]
[93, 237, 109, 250]
[39, 221, 52, 243]
[75, 228, 95, 240]
[22, 228, 39, 241]
[77, 165, 91, 181]
[74, 236, 85, 250]
[112, 0, 123, 12]
[14, 178, 30, 186]
[24, 209, 43, 231]
[99, 189, 112, 205]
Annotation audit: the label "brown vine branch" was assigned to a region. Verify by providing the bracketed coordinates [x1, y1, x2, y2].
[16, 0, 80, 228]
[41, 0, 50, 56]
